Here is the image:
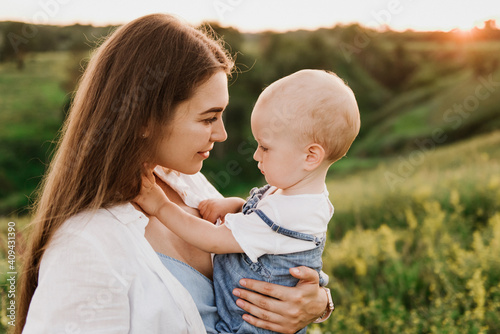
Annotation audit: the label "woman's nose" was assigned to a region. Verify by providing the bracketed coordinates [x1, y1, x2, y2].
[211, 119, 227, 142]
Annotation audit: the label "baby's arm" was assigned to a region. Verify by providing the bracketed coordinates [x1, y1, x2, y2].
[134, 170, 243, 254]
[198, 197, 245, 223]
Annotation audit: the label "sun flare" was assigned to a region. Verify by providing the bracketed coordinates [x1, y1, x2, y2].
[0, 0, 499, 33]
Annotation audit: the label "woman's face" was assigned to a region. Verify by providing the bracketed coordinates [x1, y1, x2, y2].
[153, 71, 229, 174]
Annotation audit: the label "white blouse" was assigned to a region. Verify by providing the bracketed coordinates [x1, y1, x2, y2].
[23, 202, 207, 333]
[153, 167, 224, 207]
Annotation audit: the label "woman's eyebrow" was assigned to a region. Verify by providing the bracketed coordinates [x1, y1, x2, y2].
[200, 107, 225, 115]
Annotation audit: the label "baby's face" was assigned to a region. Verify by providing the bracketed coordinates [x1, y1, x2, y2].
[250, 99, 307, 190]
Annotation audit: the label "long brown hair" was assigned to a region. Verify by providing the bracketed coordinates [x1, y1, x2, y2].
[16, 13, 233, 332]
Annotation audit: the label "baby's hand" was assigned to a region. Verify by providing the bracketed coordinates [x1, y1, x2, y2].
[198, 197, 246, 224]
[134, 166, 170, 217]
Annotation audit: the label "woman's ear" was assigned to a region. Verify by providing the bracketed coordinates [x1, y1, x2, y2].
[140, 127, 151, 139]
[304, 143, 325, 171]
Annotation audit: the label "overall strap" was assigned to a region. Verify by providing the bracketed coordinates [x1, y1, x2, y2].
[242, 184, 272, 215]
[254, 209, 322, 246]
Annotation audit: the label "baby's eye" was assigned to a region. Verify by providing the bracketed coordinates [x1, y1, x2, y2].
[260, 145, 268, 152]
[203, 117, 218, 124]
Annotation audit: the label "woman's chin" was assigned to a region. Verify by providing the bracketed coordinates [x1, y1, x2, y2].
[178, 163, 203, 175]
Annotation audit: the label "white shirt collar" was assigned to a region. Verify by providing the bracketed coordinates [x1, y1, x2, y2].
[106, 202, 149, 230]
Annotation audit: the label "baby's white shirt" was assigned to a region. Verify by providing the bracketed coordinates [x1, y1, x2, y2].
[152, 168, 334, 263]
[224, 186, 334, 262]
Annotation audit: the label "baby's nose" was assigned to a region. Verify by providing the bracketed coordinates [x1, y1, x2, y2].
[253, 149, 259, 161]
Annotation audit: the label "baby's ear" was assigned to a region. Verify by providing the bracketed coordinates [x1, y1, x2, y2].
[304, 143, 325, 171]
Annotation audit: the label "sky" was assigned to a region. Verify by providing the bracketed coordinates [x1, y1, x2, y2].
[1, 0, 499, 32]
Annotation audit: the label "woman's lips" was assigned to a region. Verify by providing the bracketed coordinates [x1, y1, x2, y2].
[198, 146, 213, 159]
[198, 151, 210, 159]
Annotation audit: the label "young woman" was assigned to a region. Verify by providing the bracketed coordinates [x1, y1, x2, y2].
[17, 13, 331, 333]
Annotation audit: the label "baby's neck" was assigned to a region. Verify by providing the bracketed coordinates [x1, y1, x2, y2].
[277, 166, 329, 196]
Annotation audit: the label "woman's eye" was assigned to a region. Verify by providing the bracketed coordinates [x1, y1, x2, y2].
[203, 117, 218, 124]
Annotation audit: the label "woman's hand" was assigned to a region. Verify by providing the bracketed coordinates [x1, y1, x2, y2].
[232, 266, 328, 334]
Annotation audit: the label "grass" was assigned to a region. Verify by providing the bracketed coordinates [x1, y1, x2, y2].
[313, 131, 500, 333]
[352, 66, 500, 157]
[2, 132, 499, 333]
[0, 52, 70, 214]
[1, 44, 500, 332]
[0, 52, 69, 135]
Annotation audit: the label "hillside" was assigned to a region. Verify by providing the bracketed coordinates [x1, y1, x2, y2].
[353, 57, 500, 157]
[319, 130, 500, 332]
[2, 130, 499, 332]
[0, 22, 500, 214]
[1, 21, 500, 333]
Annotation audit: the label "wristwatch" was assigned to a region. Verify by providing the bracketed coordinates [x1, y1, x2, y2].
[313, 287, 335, 323]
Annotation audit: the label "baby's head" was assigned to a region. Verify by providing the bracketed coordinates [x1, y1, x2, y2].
[251, 70, 360, 189]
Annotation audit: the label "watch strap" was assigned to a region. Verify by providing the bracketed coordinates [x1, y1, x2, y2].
[313, 287, 334, 323]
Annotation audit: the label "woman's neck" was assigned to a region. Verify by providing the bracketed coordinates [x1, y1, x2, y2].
[144, 177, 214, 279]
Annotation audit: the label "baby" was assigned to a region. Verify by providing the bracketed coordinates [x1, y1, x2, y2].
[135, 69, 360, 334]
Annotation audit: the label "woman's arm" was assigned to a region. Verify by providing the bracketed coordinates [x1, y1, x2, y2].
[233, 266, 331, 334]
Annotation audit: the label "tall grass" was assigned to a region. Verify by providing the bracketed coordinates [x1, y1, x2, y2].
[313, 131, 500, 333]
[1, 49, 499, 333]
[2, 133, 498, 333]
[0, 52, 69, 214]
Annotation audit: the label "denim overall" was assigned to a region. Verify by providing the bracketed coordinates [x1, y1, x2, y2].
[214, 185, 326, 334]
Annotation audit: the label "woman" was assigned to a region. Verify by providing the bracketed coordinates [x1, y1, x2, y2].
[17, 14, 330, 333]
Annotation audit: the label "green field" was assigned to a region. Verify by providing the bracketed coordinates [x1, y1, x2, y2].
[0, 52, 71, 214]
[2, 132, 499, 333]
[1, 23, 500, 333]
[318, 131, 500, 333]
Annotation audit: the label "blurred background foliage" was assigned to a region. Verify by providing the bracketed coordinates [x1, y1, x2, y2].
[0, 20, 499, 333]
